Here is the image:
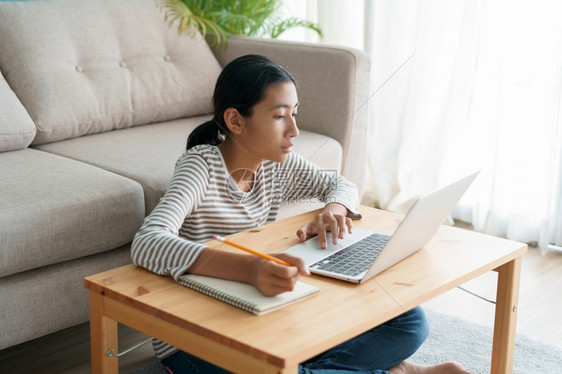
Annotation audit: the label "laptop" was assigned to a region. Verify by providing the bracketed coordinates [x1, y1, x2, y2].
[283, 171, 480, 283]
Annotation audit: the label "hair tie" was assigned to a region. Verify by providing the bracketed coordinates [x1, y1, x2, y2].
[211, 116, 222, 131]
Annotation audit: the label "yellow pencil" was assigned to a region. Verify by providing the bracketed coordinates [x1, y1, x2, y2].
[213, 234, 292, 267]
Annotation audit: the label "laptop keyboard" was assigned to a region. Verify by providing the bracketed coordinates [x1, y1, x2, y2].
[310, 233, 391, 276]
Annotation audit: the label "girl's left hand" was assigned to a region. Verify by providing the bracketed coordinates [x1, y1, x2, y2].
[296, 205, 353, 249]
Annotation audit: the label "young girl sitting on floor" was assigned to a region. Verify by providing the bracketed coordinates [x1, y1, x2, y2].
[131, 54, 470, 374]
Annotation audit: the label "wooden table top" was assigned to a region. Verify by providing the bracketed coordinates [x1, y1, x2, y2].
[85, 205, 527, 368]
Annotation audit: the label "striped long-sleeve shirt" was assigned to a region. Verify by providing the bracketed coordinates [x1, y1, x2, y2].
[131, 144, 359, 359]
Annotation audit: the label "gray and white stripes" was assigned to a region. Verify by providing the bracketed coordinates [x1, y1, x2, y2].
[131, 144, 358, 359]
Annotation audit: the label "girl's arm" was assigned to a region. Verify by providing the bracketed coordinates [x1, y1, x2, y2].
[186, 248, 309, 296]
[132, 151, 308, 295]
[131, 153, 210, 280]
[279, 153, 360, 248]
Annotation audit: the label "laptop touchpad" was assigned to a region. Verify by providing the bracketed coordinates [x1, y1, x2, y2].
[282, 228, 374, 266]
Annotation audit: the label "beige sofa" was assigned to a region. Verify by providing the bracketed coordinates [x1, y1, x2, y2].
[0, 0, 370, 350]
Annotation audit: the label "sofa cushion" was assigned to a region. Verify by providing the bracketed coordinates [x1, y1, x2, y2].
[0, 71, 36, 152]
[0, 245, 131, 349]
[293, 131, 343, 173]
[35, 117, 343, 215]
[0, 149, 145, 277]
[0, 0, 222, 145]
[36, 117, 204, 215]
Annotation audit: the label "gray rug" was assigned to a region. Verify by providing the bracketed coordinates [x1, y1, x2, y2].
[411, 310, 562, 373]
[131, 309, 562, 373]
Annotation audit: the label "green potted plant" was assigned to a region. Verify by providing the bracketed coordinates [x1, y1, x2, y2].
[157, 0, 323, 45]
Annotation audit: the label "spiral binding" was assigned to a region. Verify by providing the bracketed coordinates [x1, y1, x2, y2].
[179, 276, 260, 314]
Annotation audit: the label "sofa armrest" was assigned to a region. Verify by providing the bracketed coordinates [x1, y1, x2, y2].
[211, 36, 370, 194]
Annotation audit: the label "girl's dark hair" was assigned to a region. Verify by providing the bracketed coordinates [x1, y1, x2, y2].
[186, 54, 296, 150]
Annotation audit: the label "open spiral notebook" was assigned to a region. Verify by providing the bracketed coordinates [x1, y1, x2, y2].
[179, 274, 319, 315]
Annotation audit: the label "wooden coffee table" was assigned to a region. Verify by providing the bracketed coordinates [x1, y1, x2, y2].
[85, 205, 526, 373]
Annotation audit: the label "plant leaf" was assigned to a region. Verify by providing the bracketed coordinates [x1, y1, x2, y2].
[268, 17, 323, 39]
[157, 0, 322, 46]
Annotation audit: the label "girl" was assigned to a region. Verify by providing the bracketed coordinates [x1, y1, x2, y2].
[131, 54, 470, 374]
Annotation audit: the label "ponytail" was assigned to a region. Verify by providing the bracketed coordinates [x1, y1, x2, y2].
[186, 117, 225, 150]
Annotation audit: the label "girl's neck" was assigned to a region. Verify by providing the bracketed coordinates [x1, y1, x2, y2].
[218, 141, 261, 192]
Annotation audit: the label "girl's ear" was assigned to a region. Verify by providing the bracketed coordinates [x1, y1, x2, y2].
[223, 108, 245, 135]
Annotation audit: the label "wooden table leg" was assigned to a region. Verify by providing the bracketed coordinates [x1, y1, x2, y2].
[90, 292, 119, 374]
[491, 256, 522, 374]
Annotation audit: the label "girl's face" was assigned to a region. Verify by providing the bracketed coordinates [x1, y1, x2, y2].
[240, 81, 299, 163]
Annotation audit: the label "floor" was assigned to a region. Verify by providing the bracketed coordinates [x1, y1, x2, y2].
[1, 241, 561, 373]
[424, 243, 562, 350]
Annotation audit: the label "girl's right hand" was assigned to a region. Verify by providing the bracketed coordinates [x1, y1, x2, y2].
[250, 253, 309, 296]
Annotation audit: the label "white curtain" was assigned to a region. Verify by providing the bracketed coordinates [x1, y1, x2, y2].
[281, 0, 562, 251]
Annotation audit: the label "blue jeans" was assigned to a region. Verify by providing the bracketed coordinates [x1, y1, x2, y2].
[161, 306, 429, 374]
